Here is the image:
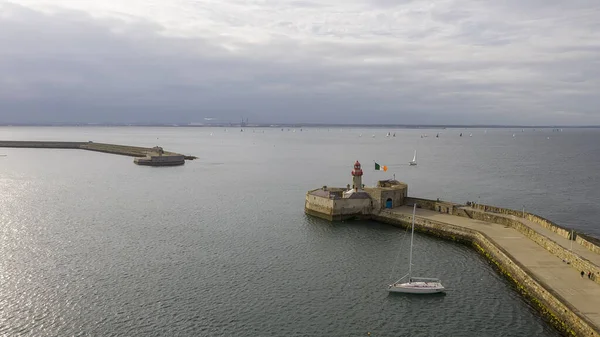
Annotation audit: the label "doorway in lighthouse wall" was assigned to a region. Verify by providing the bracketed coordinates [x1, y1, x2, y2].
[385, 198, 393, 209]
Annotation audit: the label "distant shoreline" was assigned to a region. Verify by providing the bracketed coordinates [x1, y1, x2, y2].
[1, 124, 598, 129]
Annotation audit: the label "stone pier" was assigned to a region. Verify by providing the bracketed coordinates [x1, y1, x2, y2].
[305, 160, 600, 336]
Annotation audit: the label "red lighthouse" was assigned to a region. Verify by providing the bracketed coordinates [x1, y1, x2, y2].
[351, 160, 363, 190]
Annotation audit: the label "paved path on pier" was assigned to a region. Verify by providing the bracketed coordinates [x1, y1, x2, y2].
[390, 206, 600, 331]
[461, 206, 600, 266]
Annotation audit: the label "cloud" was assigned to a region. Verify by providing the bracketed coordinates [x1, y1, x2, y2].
[0, 0, 599, 125]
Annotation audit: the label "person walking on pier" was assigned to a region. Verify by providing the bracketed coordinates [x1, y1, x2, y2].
[581, 271, 585, 277]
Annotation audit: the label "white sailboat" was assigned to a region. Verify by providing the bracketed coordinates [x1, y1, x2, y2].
[409, 150, 417, 166]
[388, 204, 445, 294]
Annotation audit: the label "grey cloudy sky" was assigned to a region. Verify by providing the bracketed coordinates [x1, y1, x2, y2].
[1, 0, 599, 125]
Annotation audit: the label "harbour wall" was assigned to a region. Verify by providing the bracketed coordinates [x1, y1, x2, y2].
[470, 203, 572, 239]
[304, 191, 371, 221]
[0, 140, 197, 160]
[0, 141, 84, 149]
[460, 209, 600, 287]
[406, 197, 600, 259]
[373, 210, 598, 337]
[405, 197, 459, 214]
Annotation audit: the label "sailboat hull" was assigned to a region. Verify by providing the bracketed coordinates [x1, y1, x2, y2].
[388, 282, 445, 294]
[409, 162, 417, 166]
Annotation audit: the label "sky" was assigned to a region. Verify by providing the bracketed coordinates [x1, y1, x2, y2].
[0, 0, 599, 125]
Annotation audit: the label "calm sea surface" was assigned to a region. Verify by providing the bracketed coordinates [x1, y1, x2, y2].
[1, 126, 598, 336]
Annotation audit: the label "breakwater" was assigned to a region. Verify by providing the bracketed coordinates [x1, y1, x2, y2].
[306, 185, 600, 336]
[373, 209, 598, 336]
[467, 202, 600, 256]
[0, 140, 197, 161]
[404, 198, 600, 287]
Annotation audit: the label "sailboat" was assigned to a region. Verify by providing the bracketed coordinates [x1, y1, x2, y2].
[409, 150, 417, 166]
[388, 204, 445, 294]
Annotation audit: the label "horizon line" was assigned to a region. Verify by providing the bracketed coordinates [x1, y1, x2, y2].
[0, 123, 599, 128]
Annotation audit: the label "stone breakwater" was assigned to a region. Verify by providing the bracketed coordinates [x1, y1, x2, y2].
[0, 140, 197, 161]
[305, 189, 600, 336]
[467, 202, 600, 256]
[373, 208, 600, 337]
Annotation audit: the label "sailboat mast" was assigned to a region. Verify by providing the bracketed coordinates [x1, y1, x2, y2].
[570, 230, 574, 251]
[409, 203, 416, 280]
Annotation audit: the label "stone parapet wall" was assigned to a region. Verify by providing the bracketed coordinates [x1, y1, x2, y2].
[464, 210, 600, 286]
[471, 203, 572, 239]
[374, 210, 599, 337]
[577, 234, 600, 255]
[470, 203, 600, 257]
[404, 197, 459, 215]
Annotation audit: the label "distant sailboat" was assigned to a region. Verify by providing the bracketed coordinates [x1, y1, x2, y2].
[459, 133, 462, 137]
[359, 133, 362, 137]
[393, 133, 396, 137]
[469, 133, 472, 137]
[513, 133, 516, 137]
[409, 150, 417, 166]
[436, 133, 439, 138]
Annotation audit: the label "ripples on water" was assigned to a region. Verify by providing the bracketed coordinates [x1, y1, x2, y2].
[2, 126, 594, 336]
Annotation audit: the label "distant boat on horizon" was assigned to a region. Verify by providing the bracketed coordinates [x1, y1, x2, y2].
[409, 150, 417, 166]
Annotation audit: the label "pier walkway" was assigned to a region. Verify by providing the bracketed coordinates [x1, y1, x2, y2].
[461, 206, 600, 267]
[389, 206, 600, 332]
[0, 140, 197, 161]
